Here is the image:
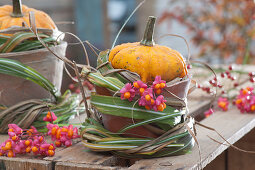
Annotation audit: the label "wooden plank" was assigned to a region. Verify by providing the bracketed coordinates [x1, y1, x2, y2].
[204, 150, 226, 170]
[188, 94, 211, 118]
[0, 157, 52, 170]
[44, 142, 116, 166]
[128, 108, 255, 170]
[228, 128, 255, 170]
[55, 162, 118, 170]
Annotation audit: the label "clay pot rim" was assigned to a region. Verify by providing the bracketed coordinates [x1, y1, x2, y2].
[0, 41, 67, 57]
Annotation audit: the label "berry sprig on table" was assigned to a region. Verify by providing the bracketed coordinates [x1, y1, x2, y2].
[187, 64, 255, 117]
[0, 111, 80, 158]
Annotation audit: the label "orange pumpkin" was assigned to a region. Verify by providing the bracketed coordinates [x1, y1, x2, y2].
[109, 16, 187, 83]
[0, 0, 57, 30]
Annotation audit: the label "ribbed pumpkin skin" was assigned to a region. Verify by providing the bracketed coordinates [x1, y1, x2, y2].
[0, 5, 57, 30]
[109, 42, 187, 82]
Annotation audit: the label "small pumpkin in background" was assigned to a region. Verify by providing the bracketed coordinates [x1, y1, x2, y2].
[0, 0, 57, 31]
[109, 16, 187, 83]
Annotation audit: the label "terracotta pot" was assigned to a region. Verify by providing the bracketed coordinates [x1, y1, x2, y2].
[163, 78, 191, 99]
[101, 78, 191, 138]
[0, 42, 67, 106]
[101, 114, 158, 138]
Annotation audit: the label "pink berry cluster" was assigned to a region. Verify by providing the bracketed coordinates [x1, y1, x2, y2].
[0, 111, 81, 158]
[120, 76, 167, 112]
[234, 87, 255, 113]
[204, 108, 214, 117]
[0, 124, 55, 157]
[47, 124, 79, 147]
[69, 77, 94, 94]
[217, 97, 229, 111]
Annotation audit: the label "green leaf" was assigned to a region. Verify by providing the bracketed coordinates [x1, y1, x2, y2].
[118, 114, 181, 133]
[81, 67, 124, 92]
[91, 95, 184, 125]
[0, 32, 48, 53]
[12, 37, 55, 52]
[0, 58, 60, 99]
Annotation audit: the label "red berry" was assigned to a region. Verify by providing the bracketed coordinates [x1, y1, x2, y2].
[221, 73, 225, 78]
[187, 64, 192, 69]
[231, 77, 236, 81]
[221, 90, 226, 94]
[234, 83, 239, 87]
[249, 72, 255, 77]
[228, 65, 233, 70]
[213, 77, 217, 81]
[75, 88, 81, 94]
[225, 71, 230, 75]
[206, 87, 210, 93]
[68, 84, 75, 89]
[218, 84, 223, 88]
[227, 75, 232, 79]
[250, 77, 255, 83]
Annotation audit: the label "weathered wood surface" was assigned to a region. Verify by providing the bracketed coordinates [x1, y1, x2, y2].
[128, 108, 255, 170]
[44, 142, 117, 166]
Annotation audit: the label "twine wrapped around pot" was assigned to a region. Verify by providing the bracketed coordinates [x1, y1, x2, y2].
[79, 15, 196, 157]
[80, 66, 196, 158]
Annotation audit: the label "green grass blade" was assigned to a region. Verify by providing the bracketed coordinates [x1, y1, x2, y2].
[13, 37, 55, 52]
[119, 114, 181, 133]
[82, 67, 124, 91]
[0, 58, 60, 99]
[0, 32, 48, 53]
[91, 95, 183, 125]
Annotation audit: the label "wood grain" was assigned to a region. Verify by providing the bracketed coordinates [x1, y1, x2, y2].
[128, 108, 255, 170]
[44, 142, 115, 165]
[0, 157, 52, 170]
[55, 162, 118, 170]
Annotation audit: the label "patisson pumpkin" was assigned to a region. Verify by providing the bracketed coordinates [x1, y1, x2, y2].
[0, 0, 57, 31]
[109, 16, 187, 83]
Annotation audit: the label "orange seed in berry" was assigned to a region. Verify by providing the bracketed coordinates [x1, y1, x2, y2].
[145, 95, 151, 101]
[145, 105, 150, 110]
[155, 84, 160, 89]
[48, 145, 54, 150]
[157, 104, 164, 111]
[51, 127, 57, 135]
[139, 88, 145, 94]
[5, 142, 12, 150]
[160, 83, 166, 88]
[133, 82, 139, 88]
[124, 92, 131, 99]
[151, 99, 155, 105]
[32, 146, 38, 153]
[26, 146, 31, 153]
[48, 150, 54, 156]
[7, 150, 14, 157]
[25, 140, 30, 146]
[156, 89, 162, 95]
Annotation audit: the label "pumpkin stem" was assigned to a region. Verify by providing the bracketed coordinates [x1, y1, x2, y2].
[140, 16, 156, 46]
[11, 0, 24, 18]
